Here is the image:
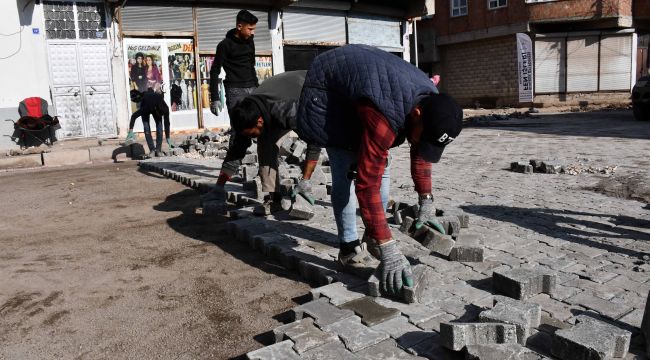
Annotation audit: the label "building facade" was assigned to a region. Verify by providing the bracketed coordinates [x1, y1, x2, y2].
[417, 0, 650, 107]
[0, 0, 429, 150]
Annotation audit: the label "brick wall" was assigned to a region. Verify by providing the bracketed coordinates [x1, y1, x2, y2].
[434, 35, 520, 107]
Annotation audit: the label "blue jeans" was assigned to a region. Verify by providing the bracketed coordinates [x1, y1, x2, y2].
[142, 114, 162, 152]
[327, 147, 391, 244]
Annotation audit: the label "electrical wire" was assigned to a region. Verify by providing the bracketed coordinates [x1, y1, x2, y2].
[0, 0, 35, 59]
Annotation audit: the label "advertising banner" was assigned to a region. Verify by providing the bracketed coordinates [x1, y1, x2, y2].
[516, 33, 534, 103]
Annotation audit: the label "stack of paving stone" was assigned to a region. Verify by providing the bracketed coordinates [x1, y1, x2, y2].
[172, 129, 231, 158]
[391, 202, 483, 262]
[511, 159, 564, 174]
[137, 157, 645, 360]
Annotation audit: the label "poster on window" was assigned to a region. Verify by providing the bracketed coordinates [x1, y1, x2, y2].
[255, 56, 273, 84]
[126, 45, 163, 113]
[167, 41, 198, 112]
[517, 33, 534, 103]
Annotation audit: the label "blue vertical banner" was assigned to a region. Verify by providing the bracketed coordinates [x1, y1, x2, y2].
[517, 33, 534, 103]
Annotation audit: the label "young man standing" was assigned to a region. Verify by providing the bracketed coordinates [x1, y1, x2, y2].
[201, 71, 321, 208]
[296, 45, 463, 295]
[209, 10, 259, 117]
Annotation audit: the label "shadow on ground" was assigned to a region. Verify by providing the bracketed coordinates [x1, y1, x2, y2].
[462, 205, 650, 258]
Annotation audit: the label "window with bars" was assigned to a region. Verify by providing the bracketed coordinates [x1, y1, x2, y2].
[488, 0, 507, 9]
[451, 0, 468, 17]
[43, 1, 107, 40]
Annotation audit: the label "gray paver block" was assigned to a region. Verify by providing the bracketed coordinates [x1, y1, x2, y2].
[438, 216, 461, 236]
[300, 341, 361, 360]
[202, 200, 228, 216]
[400, 216, 416, 235]
[311, 282, 365, 306]
[289, 195, 315, 220]
[292, 298, 355, 327]
[421, 228, 455, 257]
[374, 297, 444, 325]
[246, 340, 300, 360]
[355, 339, 427, 359]
[340, 296, 401, 326]
[272, 318, 338, 354]
[403, 264, 430, 304]
[642, 289, 650, 357]
[551, 315, 632, 360]
[465, 343, 543, 360]
[493, 268, 556, 300]
[479, 296, 542, 344]
[439, 322, 519, 351]
[370, 315, 420, 339]
[322, 315, 389, 352]
[565, 291, 633, 320]
[449, 245, 484, 262]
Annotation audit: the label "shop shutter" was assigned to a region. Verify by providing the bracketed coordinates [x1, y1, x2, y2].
[535, 38, 566, 93]
[347, 14, 402, 52]
[599, 35, 632, 91]
[196, 8, 271, 53]
[566, 36, 599, 92]
[121, 3, 193, 33]
[282, 9, 346, 44]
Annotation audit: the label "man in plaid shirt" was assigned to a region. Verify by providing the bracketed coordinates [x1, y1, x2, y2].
[296, 45, 463, 295]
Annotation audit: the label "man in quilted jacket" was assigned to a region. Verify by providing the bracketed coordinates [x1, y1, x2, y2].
[296, 45, 463, 295]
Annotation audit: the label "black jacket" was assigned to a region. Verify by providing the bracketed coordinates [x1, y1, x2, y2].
[209, 28, 258, 100]
[222, 71, 321, 172]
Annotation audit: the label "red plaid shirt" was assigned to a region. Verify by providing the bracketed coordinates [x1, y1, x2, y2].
[356, 101, 432, 242]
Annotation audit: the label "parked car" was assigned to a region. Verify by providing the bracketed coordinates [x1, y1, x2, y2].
[632, 75, 649, 121]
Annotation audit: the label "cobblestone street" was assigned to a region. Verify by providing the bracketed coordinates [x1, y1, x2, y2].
[140, 109, 650, 359]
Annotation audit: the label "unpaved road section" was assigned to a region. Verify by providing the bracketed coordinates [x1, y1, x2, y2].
[0, 162, 309, 359]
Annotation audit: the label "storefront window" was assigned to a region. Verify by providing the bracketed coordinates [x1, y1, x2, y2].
[167, 42, 198, 112]
[126, 44, 163, 112]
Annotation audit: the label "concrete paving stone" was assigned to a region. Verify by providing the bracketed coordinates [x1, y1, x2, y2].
[556, 271, 580, 286]
[562, 243, 608, 259]
[564, 252, 611, 271]
[565, 291, 634, 320]
[488, 251, 525, 268]
[417, 255, 464, 273]
[300, 341, 361, 360]
[440, 322, 519, 351]
[606, 275, 650, 296]
[371, 315, 421, 339]
[400, 216, 416, 235]
[396, 329, 437, 350]
[611, 291, 647, 310]
[528, 294, 585, 322]
[374, 297, 445, 325]
[311, 282, 366, 306]
[537, 256, 577, 271]
[355, 339, 428, 360]
[322, 315, 389, 352]
[465, 343, 545, 360]
[618, 308, 645, 329]
[405, 332, 463, 360]
[298, 259, 337, 285]
[552, 315, 632, 360]
[550, 284, 583, 301]
[480, 264, 513, 277]
[449, 246, 484, 262]
[574, 268, 620, 284]
[479, 296, 542, 344]
[246, 340, 300, 360]
[421, 229, 455, 257]
[341, 296, 401, 327]
[403, 265, 431, 304]
[467, 260, 502, 274]
[289, 195, 315, 220]
[438, 216, 461, 236]
[441, 281, 492, 303]
[273, 318, 339, 354]
[493, 268, 556, 300]
[292, 298, 355, 327]
[417, 312, 457, 332]
[562, 278, 625, 300]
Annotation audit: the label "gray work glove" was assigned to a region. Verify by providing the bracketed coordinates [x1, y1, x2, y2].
[210, 100, 223, 116]
[200, 184, 227, 205]
[378, 240, 413, 295]
[415, 196, 446, 235]
[292, 178, 315, 205]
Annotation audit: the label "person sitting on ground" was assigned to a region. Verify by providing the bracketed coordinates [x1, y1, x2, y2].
[201, 70, 321, 210]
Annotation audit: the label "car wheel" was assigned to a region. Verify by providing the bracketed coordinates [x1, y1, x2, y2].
[633, 103, 649, 121]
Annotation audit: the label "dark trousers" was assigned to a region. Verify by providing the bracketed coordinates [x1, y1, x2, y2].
[142, 114, 163, 152]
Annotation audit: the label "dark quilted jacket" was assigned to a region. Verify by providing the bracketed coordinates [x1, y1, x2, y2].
[296, 44, 438, 150]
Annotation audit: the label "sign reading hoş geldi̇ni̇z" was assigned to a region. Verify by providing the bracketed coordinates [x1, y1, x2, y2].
[517, 33, 534, 103]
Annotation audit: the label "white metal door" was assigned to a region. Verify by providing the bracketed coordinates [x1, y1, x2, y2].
[48, 43, 85, 137]
[79, 42, 115, 136]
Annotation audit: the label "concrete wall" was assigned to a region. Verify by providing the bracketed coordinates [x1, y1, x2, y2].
[0, 0, 50, 150]
[434, 35, 519, 107]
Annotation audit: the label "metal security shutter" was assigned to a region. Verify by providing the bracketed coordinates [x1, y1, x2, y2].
[348, 14, 402, 52]
[599, 35, 632, 91]
[535, 38, 566, 93]
[121, 3, 193, 32]
[283, 9, 346, 44]
[196, 8, 271, 53]
[566, 36, 599, 92]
